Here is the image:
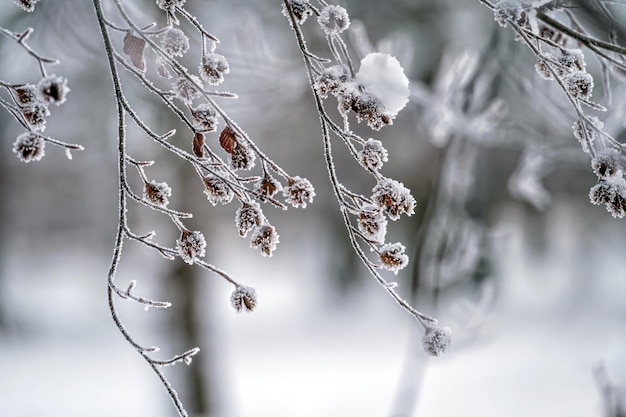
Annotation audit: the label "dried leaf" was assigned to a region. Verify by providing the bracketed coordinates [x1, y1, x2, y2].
[123, 31, 146, 72]
[219, 126, 237, 155]
[193, 132, 205, 159]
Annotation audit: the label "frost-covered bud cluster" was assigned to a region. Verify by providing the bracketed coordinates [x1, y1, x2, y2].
[36, 75, 70, 106]
[536, 49, 586, 81]
[493, 0, 522, 28]
[314, 65, 350, 98]
[357, 204, 387, 243]
[156, 0, 185, 12]
[12, 132, 45, 163]
[283, 176, 316, 208]
[144, 180, 172, 207]
[13, 84, 38, 106]
[230, 285, 257, 313]
[202, 173, 234, 205]
[317, 5, 350, 36]
[358, 139, 388, 171]
[379, 242, 409, 274]
[250, 224, 279, 257]
[191, 103, 218, 132]
[591, 149, 625, 179]
[173, 74, 203, 104]
[371, 178, 416, 220]
[338, 84, 392, 131]
[230, 141, 255, 171]
[161, 28, 189, 57]
[589, 177, 626, 219]
[14, 0, 39, 12]
[236, 202, 263, 237]
[177, 230, 207, 264]
[421, 325, 452, 356]
[21, 103, 49, 131]
[256, 176, 282, 200]
[564, 71, 594, 99]
[199, 53, 230, 86]
[572, 117, 603, 154]
[281, 0, 312, 25]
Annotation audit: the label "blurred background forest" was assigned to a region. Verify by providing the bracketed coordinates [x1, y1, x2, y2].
[1, 0, 625, 416]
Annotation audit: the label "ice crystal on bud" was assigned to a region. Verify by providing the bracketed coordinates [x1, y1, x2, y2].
[493, 0, 522, 27]
[230, 285, 257, 313]
[13, 84, 38, 106]
[314, 65, 350, 98]
[36, 75, 69, 106]
[199, 53, 230, 86]
[283, 176, 315, 208]
[14, 0, 39, 12]
[250, 224, 279, 257]
[372, 178, 416, 220]
[591, 149, 625, 179]
[177, 230, 207, 264]
[573, 117, 603, 154]
[282, 0, 312, 25]
[421, 325, 452, 356]
[203, 174, 234, 205]
[144, 180, 172, 207]
[589, 177, 626, 219]
[22, 103, 49, 131]
[191, 103, 218, 132]
[13, 132, 45, 163]
[236, 202, 263, 237]
[358, 139, 388, 171]
[156, 0, 185, 12]
[379, 242, 409, 274]
[161, 28, 189, 57]
[357, 205, 387, 243]
[318, 5, 350, 36]
[338, 83, 391, 131]
[173, 74, 202, 104]
[564, 71, 593, 99]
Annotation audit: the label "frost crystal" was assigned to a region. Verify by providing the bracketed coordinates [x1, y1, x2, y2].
[230, 285, 257, 313]
[13, 132, 45, 163]
[358, 139, 388, 171]
[36, 74, 69, 106]
[173, 74, 203, 104]
[564, 71, 593, 99]
[283, 176, 315, 208]
[144, 180, 172, 207]
[177, 230, 207, 264]
[250, 224, 279, 257]
[230, 142, 255, 170]
[372, 178, 416, 220]
[379, 242, 409, 274]
[199, 53, 230, 86]
[355, 53, 410, 117]
[318, 5, 350, 36]
[191, 103, 218, 132]
[156, 0, 185, 12]
[161, 27, 189, 57]
[357, 205, 387, 243]
[314, 65, 350, 98]
[236, 202, 263, 237]
[202, 174, 234, 205]
[22, 103, 49, 131]
[14, 0, 39, 12]
[421, 326, 452, 356]
[338, 83, 391, 131]
[256, 176, 282, 200]
[281, 0, 312, 25]
[493, 0, 522, 27]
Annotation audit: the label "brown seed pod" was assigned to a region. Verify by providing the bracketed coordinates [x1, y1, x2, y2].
[192, 132, 205, 159]
[219, 126, 237, 155]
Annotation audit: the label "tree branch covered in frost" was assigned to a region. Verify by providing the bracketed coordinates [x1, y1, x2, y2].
[282, 0, 451, 355]
[480, 0, 626, 218]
